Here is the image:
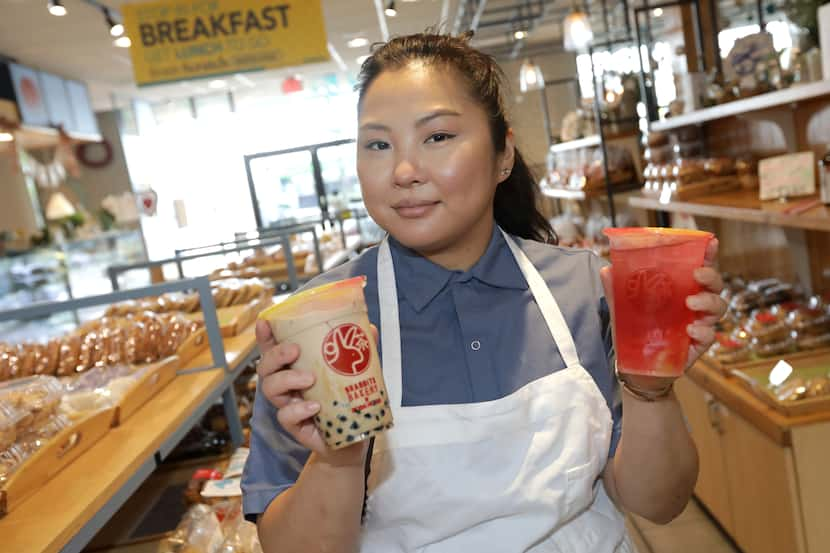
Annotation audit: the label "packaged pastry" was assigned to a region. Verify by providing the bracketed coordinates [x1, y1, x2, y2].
[745, 311, 790, 344]
[0, 401, 24, 450]
[794, 331, 830, 351]
[704, 157, 736, 176]
[747, 278, 781, 294]
[76, 333, 97, 373]
[0, 345, 11, 381]
[674, 158, 706, 185]
[57, 335, 82, 377]
[730, 290, 761, 314]
[0, 444, 27, 485]
[35, 338, 62, 376]
[751, 335, 795, 358]
[786, 307, 830, 336]
[0, 376, 64, 432]
[708, 333, 751, 364]
[759, 283, 797, 307]
[774, 376, 808, 401]
[805, 376, 830, 398]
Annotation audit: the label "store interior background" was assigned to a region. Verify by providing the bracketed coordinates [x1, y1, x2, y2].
[1, 1, 830, 553]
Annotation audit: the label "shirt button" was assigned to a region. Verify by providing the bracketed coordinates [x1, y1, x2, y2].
[471, 340, 481, 351]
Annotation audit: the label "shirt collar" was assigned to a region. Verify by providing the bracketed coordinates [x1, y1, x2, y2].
[388, 226, 528, 313]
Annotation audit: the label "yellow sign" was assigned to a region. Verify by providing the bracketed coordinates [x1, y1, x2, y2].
[123, 0, 329, 86]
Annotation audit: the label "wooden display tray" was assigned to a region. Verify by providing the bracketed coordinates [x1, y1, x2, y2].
[702, 344, 830, 376]
[0, 407, 113, 518]
[112, 357, 179, 426]
[182, 295, 272, 337]
[729, 352, 830, 417]
[175, 326, 208, 366]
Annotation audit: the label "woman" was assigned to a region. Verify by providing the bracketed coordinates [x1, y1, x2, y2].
[242, 32, 727, 552]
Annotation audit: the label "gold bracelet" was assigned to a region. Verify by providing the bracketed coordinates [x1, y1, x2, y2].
[615, 366, 674, 402]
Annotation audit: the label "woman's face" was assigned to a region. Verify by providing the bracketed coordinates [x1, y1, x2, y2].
[357, 62, 513, 268]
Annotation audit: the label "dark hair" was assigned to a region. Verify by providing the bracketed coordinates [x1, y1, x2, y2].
[356, 32, 557, 245]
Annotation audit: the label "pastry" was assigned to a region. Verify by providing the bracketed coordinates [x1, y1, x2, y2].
[747, 278, 781, 294]
[730, 290, 761, 314]
[787, 307, 830, 336]
[774, 377, 807, 401]
[704, 157, 736, 176]
[752, 335, 795, 358]
[759, 283, 796, 307]
[57, 335, 82, 377]
[708, 333, 751, 364]
[745, 311, 789, 344]
[794, 331, 830, 351]
[806, 376, 830, 398]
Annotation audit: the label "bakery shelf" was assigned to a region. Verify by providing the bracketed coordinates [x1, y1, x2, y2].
[650, 79, 830, 132]
[542, 179, 642, 201]
[0, 310, 260, 553]
[549, 135, 601, 154]
[628, 188, 830, 232]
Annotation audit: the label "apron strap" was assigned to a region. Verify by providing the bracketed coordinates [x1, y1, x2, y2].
[377, 238, 404, 409]
[499, 230, 582, 368]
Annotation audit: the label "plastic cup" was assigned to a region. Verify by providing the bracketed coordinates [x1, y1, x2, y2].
[258, 276, 393, 449]
[603, 227, 714, 377]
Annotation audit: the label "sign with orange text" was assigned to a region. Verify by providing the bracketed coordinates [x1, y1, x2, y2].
[122, 0, 329, 86]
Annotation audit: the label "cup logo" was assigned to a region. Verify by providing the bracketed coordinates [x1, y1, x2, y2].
[322, 323, 371, 376]
[625, 268, 673, 313]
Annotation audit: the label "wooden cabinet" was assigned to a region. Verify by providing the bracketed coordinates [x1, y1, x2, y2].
[720, 405, 806, 553]
[675, 376, 808, 553]
[675, 376, 733, 534]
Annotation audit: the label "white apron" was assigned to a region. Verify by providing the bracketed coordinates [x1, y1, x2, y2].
[361, 230, 633, 553]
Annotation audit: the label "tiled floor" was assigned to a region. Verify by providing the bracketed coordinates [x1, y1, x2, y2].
[627, 498, 741, 553]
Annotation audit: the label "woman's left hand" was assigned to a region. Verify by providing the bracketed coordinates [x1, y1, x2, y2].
[683, 238, 728, 368]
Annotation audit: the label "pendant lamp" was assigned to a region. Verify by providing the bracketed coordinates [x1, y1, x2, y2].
[519, 60, 545, 92]
[563, 6, 593, 51]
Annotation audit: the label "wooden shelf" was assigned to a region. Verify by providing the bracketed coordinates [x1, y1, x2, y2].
[542, 180, 642, 201]
[549, 135, 601, 154]
[628, 188, 830, 232]
[0, 125, 101, 151]
[0, 325, 259, 553]
[650, 79, 830, 132]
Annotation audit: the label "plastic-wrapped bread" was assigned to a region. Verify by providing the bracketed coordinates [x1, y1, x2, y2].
[0, 401, 23, 450]
[0, 346, 11, 381]
[57, 335, 82, 377]
[35, 339, 62, 376]
[0, 376, 64, 432]
[76, 333, 97, 373]
[20, 343, 43, 378]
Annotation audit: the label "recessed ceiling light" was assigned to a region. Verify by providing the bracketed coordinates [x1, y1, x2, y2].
[357, 55, 371, 65]
[653, 7, 664, 17]
[114, 35, 132, 48]
[347, 37, 370, 48]
[385, 1, 397, 17]
[48, 0, 67, 16]
[209, 79, 227, 89]
[514, 30, 527, 40]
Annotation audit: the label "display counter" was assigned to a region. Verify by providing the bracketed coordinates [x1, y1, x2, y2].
[0, 324, 259, 553]
[677, 360, 830, 553]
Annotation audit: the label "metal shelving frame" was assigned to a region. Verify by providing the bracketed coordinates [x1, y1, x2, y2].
[0, 276, 256, 553]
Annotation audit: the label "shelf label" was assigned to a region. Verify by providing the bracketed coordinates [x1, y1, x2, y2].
[759, 152, 816, 201]
[123, 0, 329, 86]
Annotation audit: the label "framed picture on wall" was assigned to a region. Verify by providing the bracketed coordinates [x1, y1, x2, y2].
[9, 63, 50, 127]
[39, 71, 75, 130]
[66, 79, 99, 136]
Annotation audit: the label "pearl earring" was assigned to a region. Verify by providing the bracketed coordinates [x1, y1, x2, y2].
[502, 168, 510, 175]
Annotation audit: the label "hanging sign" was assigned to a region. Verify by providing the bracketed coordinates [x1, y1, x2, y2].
[136, 189, 159, 216]
[122, 0, 329, 86]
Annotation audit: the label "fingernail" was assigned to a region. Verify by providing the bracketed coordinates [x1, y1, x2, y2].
[306, 402, 320, 413]
[687, 296, 704, 310]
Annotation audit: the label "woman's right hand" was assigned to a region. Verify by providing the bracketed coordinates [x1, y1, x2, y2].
[255, 320, 368, 467]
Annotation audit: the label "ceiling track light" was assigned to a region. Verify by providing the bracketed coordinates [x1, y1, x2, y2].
[385, 1, 397, 17]
[48, 0, 67, 17]
[103, 7, 125, 37]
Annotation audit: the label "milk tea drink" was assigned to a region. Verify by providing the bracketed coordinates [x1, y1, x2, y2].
[258, 276, 393, 449]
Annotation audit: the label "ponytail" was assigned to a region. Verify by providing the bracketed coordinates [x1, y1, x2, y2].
[495, 149, 557, 244]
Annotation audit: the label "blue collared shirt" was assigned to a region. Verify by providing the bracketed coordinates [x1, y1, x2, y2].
[242, 227, 620, 520]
